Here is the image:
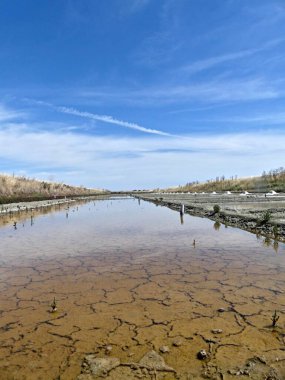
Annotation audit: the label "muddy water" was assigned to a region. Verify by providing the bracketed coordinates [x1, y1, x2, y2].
[0, 197, 284, 380]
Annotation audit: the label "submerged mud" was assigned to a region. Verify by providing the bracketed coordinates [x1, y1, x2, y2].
[0, 198, 284, 379]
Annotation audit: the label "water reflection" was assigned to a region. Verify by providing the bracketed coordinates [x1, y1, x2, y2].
[263, 236, 271, 247]
[260, 237, 279, 253]
[273, 240, 279, 253]
[180, 213, 184, 225]
[213, 220, 221, 231]
[0, 199, 95, 230]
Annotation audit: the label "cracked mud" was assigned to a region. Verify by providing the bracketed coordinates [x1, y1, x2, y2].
[0, 197, 284, 379]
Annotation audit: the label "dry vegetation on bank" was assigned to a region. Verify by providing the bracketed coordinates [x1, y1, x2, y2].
[0, 173, 105, 204]
[171, 167, 285, 193]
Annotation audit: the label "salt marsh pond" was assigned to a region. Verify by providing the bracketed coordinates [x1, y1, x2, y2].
[0, 197, 284, 379]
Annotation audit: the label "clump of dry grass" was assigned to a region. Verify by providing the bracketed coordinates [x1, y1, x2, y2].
[0, 173, 105, 204]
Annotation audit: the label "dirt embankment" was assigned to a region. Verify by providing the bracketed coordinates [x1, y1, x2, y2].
[0, 173, 107, 204]
[135, 193, 285, 242]
[0, 195, 111, 223]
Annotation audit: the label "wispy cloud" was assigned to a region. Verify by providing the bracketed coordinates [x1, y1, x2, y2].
[116, 0, 151, 18]
[56, 106, 172, 136]
[0, 104, 25, 122]
[134, 30, 181, 66]
[24, 99, 172, 136]
[125, 0, 150, 14]
[146, 79, 279, 103]
[181, 38, 285, 75]
[79, 77, 280, 107]
[244, 1, 285, 28]
[132, 0, 183, 66]
[203, 112, 285, 125]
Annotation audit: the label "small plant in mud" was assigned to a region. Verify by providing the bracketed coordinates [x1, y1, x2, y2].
[50, 297, 57, 313]
[258, 210, 272, 225]
[273, 225, 279, 239]
[213, 204, 220, 214]
[271, 310, 279, 328]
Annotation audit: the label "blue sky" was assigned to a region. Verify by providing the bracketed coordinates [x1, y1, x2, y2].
[0, 0, 285, 190]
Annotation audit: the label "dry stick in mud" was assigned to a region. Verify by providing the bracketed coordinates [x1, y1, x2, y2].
[271, 310, 279, 328]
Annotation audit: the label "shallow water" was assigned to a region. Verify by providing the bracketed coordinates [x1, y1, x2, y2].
[0, 197, 284, 379]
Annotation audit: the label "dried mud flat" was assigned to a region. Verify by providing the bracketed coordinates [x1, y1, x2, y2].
[0, 198, 285, 380]
[0, 243, 285, 380]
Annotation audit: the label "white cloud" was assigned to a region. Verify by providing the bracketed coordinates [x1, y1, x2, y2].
[0, 122, 284, 190]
